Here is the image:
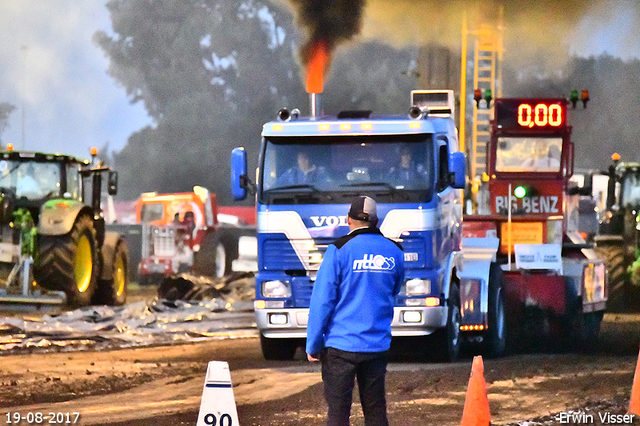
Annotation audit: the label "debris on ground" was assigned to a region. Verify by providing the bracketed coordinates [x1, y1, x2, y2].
[157, 271, 255, 303]
[0, 273, 257, 354]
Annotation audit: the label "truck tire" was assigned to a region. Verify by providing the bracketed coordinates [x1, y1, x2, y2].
[430, 283, 461, 362]
[34, 215, 99, 308]
[193, 232, 234, 278]
[594, 244, 640, 312]
[94, 241, 128, 306]
[483, 263, 507, 358]
[575, 311, 604, 352]
[260, 334, 297, 360]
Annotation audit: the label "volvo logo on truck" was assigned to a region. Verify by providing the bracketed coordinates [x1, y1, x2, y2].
[309, 216, 349, 227]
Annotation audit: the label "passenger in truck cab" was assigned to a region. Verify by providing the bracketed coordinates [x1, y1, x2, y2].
[386, 147, 428, 184]
[277, 151, 330, 186]
[520, 140, 560, 170]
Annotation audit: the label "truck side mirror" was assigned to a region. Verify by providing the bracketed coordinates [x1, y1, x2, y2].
[231, 147, 248, 201]
[449, 152, 466, 189]
[107, 171, 118, 196]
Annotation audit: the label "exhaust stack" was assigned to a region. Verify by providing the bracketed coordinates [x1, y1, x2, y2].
[310, 93, 322, 118]
[305, 41, 327, 119]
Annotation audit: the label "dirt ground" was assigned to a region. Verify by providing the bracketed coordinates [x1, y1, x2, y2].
[1, 286, 640, 426]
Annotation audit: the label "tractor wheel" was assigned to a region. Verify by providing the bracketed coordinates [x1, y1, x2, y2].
[193, 231, 234, 278]
[94, 241, 128, 306]
[483, 263, 507, 358]
[35, 215, 99, 308]
[594, 244, 640, 312]
[430, 283, 461, 362]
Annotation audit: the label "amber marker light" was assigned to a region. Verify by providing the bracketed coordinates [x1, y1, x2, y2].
[425, 297, 440, 307]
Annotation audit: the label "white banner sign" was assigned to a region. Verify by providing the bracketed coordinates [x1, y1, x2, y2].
[514, 244, 562, 273]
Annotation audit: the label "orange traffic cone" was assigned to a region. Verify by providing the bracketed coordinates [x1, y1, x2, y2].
[628, 347, 640, 415]
[460, 355, 491, 426]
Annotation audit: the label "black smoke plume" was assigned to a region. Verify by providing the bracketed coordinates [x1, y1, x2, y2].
[288, 0, 367, 66]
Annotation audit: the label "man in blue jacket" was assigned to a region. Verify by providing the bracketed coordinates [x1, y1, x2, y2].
[306, 196, 404, 426]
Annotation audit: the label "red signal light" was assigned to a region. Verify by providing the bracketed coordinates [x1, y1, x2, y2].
[581, 90, 590, 108]
[473, 89, 482, 108]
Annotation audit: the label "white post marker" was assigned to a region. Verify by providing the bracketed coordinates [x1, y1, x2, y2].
[196, 361, 239, 426]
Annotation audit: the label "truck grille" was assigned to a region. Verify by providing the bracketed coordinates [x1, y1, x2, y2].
[152, 227, 176, 257]
[262, 239, 329, 271]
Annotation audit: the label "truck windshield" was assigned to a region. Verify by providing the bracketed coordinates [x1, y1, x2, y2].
[261, 134, 434, 204]
[495, 137, 562, 173]
[0, 160, 61, 200]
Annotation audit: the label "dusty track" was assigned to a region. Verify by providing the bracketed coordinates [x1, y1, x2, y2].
[0, 311, 639, 426]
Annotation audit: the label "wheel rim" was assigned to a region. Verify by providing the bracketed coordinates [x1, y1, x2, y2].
[215, 243, 226, 278]
[451, 304, 461, 346]
[114, 254, 126, 297]
[75, 234, 93, 293]
[495, 288, 505, 340]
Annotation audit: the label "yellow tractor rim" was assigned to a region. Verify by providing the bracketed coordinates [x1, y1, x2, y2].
[114, 254, 126, 297]
[75, 235, 93, 293]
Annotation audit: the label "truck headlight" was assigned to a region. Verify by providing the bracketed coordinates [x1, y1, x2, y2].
[262, 280, 291, 298]
[405, 278, 431, 295]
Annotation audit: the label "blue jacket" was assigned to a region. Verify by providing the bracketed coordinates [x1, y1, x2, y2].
[306, 227, 404, 355]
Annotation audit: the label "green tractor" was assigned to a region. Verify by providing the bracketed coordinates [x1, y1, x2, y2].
[0, 147, 129, 308]
[594, 153, 640, 312]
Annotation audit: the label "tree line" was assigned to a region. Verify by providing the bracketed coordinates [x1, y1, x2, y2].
[2, 0, 638, 204]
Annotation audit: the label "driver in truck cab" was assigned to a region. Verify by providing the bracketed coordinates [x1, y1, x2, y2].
[520, 140, 560, 170]
[277, 151, 330, 185]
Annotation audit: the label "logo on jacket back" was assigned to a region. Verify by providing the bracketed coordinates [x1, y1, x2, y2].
[353, 254, 396, 271]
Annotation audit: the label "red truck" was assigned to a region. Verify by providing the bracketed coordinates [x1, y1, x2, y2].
[134, 186, 255, 285]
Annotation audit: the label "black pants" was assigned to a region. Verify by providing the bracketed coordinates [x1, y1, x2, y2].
[321, 347, 389, 426]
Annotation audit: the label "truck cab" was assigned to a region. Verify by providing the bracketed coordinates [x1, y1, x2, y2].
[464, 98, 607, 350]
[232, 91, 474, 361]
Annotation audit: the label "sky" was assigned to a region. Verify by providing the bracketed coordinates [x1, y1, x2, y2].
[0, 0, 638, 160]
[0, 1, 151, 159]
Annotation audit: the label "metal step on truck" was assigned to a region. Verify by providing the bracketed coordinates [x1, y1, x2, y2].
[230, 90, 506, 361]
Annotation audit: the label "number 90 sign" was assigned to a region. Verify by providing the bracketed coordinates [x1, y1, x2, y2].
[203, 413, 233, 425]
[517, 103, 563, 128]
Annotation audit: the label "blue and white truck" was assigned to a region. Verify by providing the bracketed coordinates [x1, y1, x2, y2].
[231, 91, 503, 361]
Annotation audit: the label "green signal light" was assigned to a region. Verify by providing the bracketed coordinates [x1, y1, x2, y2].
[514, 186, 527, 198]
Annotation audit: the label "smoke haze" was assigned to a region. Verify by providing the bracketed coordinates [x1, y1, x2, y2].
[287, 0, 366, 66]
[361, 0, 640, 68]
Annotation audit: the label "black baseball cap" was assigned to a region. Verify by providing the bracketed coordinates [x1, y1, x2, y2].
[348, 196, 378, 223]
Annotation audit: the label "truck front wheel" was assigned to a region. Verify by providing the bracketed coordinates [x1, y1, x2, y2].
[193, 232, 234, 278]
[483, 263, 507, 358]
[260, 335, 297, 360]
[430, 283, 461, 362]
[35, 215, 99, 307]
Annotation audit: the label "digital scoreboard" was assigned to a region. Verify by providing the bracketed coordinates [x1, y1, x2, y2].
[495, 99, 567, 131]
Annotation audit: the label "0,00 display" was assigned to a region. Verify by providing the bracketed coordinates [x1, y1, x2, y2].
[517, 103, 563, 128]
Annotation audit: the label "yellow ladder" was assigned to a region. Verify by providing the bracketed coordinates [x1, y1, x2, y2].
[470, 24, 502, 180]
